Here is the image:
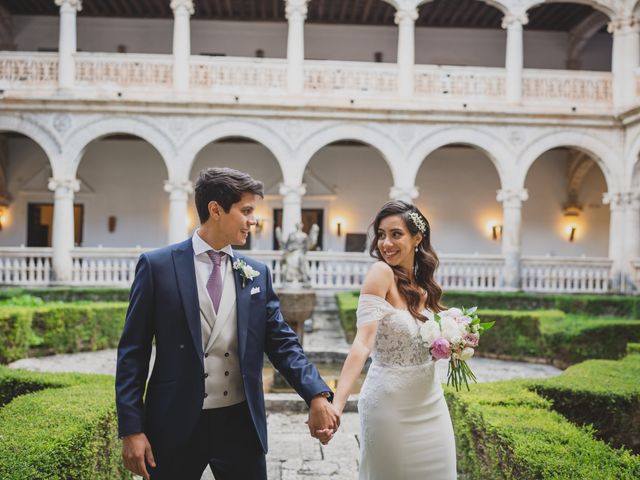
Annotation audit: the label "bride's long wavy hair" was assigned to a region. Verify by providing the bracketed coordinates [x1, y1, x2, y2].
[369, 201, 445, 321]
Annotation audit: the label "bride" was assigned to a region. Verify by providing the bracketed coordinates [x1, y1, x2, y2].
[330, 201, 457, 479]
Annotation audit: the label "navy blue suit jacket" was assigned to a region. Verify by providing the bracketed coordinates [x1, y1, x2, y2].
[115, 239, 330, 455]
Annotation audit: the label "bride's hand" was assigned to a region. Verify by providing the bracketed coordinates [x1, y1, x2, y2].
[314, 428, 334, 445]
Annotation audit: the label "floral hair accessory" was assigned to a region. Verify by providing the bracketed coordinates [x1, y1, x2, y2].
[408, 211, 427, 234]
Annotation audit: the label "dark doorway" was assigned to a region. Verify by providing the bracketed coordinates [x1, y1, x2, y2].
[27, 203, 84, 247]
[273, 209, 324, 250]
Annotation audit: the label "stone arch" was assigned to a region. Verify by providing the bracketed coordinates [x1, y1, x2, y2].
[625, 130, 640, 189]
[0, 115, 60, 174]
[522, 0, 616, 19]
[517, 130, 620, 192]
[180, 120, 289, 181]
[406, 126, 511, 189]
[64, 116, 175, 177]
[294, 123, 403, 186]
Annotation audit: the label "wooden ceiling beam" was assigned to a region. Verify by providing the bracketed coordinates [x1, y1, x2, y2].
[362, 0, 374, 23]
[224, 0, 232, 17]
[339, 0, 349, 23]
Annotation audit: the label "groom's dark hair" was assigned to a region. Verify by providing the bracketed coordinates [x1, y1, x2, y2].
[195, 167, 264, 222]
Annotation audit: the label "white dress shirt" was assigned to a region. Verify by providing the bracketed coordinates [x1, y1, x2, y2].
[192, 230, 234, 289]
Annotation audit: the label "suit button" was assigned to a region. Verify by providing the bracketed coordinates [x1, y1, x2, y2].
[204, 393, 208, 398]
[224, 352, 229, 357]
[204, 373, 209, 378]
[204, 353, 209, 358]
[223, 391, 228, 396]
[225, 371, 229, 376]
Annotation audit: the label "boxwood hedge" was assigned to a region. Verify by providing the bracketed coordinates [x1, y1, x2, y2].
[0, 367, 128, 479]
[0, 303, 128, 363]
[530, 354, 640, 453]
[445, 380, 640, 479]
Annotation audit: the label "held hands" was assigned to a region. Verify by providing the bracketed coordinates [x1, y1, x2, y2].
[122, 432, 156, 480]
[307, 395, 341, 445]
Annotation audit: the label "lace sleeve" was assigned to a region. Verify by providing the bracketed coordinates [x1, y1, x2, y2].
[356, 294, 394, 327]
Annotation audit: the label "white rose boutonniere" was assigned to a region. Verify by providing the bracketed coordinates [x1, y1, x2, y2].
[233, 259, 260, 288]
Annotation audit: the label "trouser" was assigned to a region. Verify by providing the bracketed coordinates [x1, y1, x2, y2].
[149, 401, 266, 480]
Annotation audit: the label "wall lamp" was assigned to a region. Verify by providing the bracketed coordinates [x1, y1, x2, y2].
[336, 222, 342, 237]
[0, 206, 7, 230]
[566, 224, 577, 242]
[486, 221, 502, 241]
[254, 217, 264, 234]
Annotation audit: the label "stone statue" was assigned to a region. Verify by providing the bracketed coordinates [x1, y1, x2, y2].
[275, 222, 319, 286]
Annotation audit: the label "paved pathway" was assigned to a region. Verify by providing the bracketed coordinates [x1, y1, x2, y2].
[9, 294, 562, 479]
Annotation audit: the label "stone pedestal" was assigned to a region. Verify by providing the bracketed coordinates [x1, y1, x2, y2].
[277, 288, 316, 344]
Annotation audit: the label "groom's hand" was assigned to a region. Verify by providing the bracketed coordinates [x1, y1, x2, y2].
[122, 432, 156, 480]
[307, 395, 340, 443]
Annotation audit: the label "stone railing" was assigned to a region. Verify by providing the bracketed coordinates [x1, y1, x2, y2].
[304, 60, 398, 96]
[74, 52, 173, 91]
[522, 69, 612, 106]
[69, 247, 147, 287]
[521, 256, 612, 293]
[0, 52, 621, 110]
[0, 247, 53, 286]
[190, 55, 287, 94]
[437, 254, 504, 291]
[0, 52, 58, 88]
[414, 65, 506, 102]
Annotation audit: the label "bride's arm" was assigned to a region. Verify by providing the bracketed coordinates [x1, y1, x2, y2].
[332, 262, 393, 415]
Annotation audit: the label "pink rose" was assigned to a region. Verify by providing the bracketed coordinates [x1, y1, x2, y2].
[431, 337, 451, 360]
[464, 333, 479, 348]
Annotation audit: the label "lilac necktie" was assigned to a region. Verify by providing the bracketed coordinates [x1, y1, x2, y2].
[206, 250, 225, 314]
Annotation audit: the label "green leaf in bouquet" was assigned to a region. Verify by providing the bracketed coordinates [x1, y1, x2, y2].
[434, 313, 441, 325]
[479, 321, 495, 331]
[466, 306, 478, 315]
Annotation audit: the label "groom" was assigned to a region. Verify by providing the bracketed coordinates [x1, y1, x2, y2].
[116, 167, 339, 480]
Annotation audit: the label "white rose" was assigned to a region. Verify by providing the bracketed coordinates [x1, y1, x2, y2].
[419, 320, 440, 346]
[443, 307, 463, 318]
[460, 347, 475, 361]
[441, 316, 465, 342]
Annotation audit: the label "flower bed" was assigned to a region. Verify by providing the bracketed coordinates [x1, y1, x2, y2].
[530, 354, 640, 453]
[445, 380, 640, 479]
[0, 303, 128, 363]
[0, 367, 127, 479]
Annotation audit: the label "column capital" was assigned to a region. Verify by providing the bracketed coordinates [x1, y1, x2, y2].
[170, 0, 194, 15]
[389, 185, 419, 202]
[501, 13, 528, 29]
[626, 191, 640, 209]
[394, 7, 419, 25]
[279, 183, 306, 199]
[48, 177, 80, 194]
[607, 16, 640, 34]
[54, 0, 82, 12]
[285, 0, 308, 21]
[164, 179, 194, 195]
[602, 191, 627, 210]
[496, 188, 528, 207]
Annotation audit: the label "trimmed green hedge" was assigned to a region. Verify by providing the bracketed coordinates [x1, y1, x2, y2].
[530, 354, 640, 454]
[0, 303, 128, 363]
[446, 380, 640, 479]
[0, 287, 130, 303]
[0, 367, 128, 479]
[628, 343, 640, 356]
[336, 292, 359, 343]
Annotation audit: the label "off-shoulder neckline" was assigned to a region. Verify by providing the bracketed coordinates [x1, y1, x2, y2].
[359, 293, 431, 314]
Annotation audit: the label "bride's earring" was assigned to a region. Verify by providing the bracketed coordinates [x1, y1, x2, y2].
[414, 245, 419, 252]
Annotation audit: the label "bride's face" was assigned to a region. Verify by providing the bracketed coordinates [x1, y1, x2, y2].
[376, 215, 420, 270]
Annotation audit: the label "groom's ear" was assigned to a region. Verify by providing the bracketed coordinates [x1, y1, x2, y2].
[208, 201, 222, 221]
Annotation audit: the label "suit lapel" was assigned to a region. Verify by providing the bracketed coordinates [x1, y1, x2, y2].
[172, 240, 204, 368]
[234, 253, 251, 362]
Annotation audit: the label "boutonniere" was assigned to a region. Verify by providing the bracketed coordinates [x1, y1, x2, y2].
[233, 259, 260, 288]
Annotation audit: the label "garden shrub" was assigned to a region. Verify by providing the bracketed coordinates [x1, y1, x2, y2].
[530, 354, 640, 453]
[0, 367, 128, 479]
[0, 303, 128, 363]
[445, 380, 640, 479]
[0, 287, 130, 303]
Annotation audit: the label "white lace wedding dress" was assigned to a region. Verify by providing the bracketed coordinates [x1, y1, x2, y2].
[357, 294, 457, 480]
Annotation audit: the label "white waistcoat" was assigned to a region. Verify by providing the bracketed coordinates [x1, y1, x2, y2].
[196, 257, 246, 409]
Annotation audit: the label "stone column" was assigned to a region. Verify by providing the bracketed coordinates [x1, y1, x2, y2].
[171, 0, 194, 92]
[164, 180, 194, 244]
[497, 188, 528, 290]
[389, 185, 419, 204]
[502, 14, 528, 104]
[609, 16, 639, 110]
[55, 0, 82, 90]
[48, 177, 80, 282]
[625, 191, 640, 268]
[285, 0, 308, 95]
[603, 191, 627, 291]
[279, 183, 306, 238]
[395, 6, 418, 98]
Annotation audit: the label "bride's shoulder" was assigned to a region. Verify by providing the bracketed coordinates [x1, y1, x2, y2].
[361, 261, 394, 296]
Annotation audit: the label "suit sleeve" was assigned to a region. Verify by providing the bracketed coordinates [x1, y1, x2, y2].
[262, 265, 332, 406]
[115, 254, 155, 437]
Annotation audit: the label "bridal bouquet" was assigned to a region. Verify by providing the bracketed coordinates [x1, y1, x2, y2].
[418, 307, 494, 392]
